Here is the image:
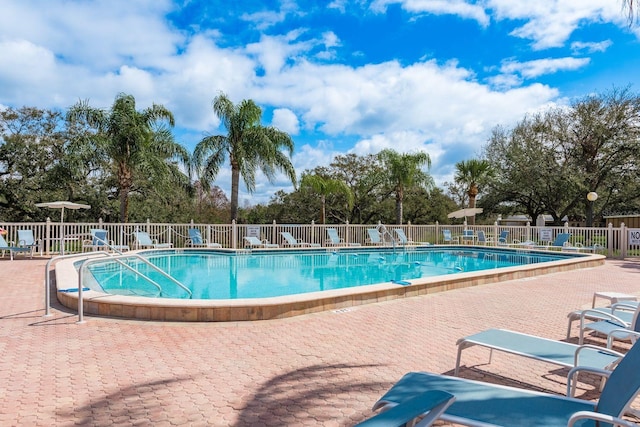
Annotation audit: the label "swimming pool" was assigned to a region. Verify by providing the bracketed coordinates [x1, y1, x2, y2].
[55, 246, 604, 321]
[84, 248, 583, 299]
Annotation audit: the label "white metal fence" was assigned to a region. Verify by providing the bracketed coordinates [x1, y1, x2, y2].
[0, 219, 636, 258]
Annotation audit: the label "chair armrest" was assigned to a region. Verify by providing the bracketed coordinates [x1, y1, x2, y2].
[574, 344, 624, 365]
[579, 309, 629, 327]
[568, 410, 638, 427]
[607, 329, 640, 348]
[356, 390, 455, 427]
[567, 365, 612, 396]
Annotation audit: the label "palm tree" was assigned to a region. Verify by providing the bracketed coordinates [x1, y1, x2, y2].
[378, 149, 433, 225]
[300, 173, 354, 224]
[454, 159, 494, 225]
[193, 92, 296, 222]
[67, 93, 190, 222]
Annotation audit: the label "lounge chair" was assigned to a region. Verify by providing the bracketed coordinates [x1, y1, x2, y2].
[394, 228, 429, 246]
[567, 302, 636, 340]
[578, 303, 640, 348]
[442, 229, 458, 244]
[0, 234, 32, 260]
[17, 229, 39, 256]
[366, 228, 383, 245]
[455, 329, 624, 395]
[280, 231, 319, 248]
[496, 230, 509, 245]
[243, 236, 279, 249]
[326, 228, 361, 247]
[355, 390, 455, 427]
[476, 230, 489, 245]
[370, 339, 640, 427]
[83, 229, 130, 252]
[537, 232, 572, 250]
[133, 231, 173, 249]
[82, 229, 109, 251]
[186, 228, 222, 248]
[461, 229, 475, 244]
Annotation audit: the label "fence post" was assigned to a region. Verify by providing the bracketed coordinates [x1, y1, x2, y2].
[346, 220, 350, 245]
[620, 222, 626, 259]
[45, 217, 51, 255]
[272, 220, 277, 245]
[435, 221, 439, 244]
[607, 222, 613, 258]
[311, 220, 315, 245]
[232, 220, 237, 249]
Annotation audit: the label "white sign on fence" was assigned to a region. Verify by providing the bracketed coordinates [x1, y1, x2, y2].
[629, 229, 640, 246]
[539, 228, 553, 242]
[247, 226, 261, 238]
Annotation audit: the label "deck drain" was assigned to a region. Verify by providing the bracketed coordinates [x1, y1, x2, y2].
[333, 308, 353, 314]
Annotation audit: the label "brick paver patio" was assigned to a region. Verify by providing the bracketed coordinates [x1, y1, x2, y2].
[1, 257, 639, 426]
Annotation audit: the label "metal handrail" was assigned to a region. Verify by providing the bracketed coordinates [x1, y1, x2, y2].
[44, 251, 112, 317]
[88, 236, 192, 298]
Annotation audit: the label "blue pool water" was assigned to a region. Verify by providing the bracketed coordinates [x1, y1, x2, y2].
[84, 248, 580, 300]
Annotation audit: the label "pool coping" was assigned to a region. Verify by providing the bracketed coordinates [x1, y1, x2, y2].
[54, 246, 606, 322]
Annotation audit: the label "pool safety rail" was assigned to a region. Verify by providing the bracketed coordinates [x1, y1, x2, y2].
[45, 244, 190, 323]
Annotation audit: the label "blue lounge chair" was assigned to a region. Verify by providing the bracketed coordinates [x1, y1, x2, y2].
[394, 228, 429, 246]
[461, 229, 475, 244]
[371, 339, 640, 427]
[476, 230, 489, 245]
[83, 229, 130, 252]
[455, 329, 624, 395]
[17, 229, 39, 256]
[442, 229, 458, 244]
[366, 228, 383, 245]
[0, 234, 32, 260]
[496, 230, 509, 245]
[82, 229, 109, 251]
[187, 228, 222, 248]
[536, 232, 572, 250]
[280, 231, 319, 248]
[243, 236, 278, 248]
[355, 390, 455, 427]
[578, 303, 640, 348]
[326, 228, 360, 247]
[133, 231, 172, 249]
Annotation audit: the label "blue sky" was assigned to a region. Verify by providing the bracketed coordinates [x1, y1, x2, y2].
[1, 0, 639, 206]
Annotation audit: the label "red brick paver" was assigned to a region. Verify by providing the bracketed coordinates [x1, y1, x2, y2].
[1, 257, 639, 426]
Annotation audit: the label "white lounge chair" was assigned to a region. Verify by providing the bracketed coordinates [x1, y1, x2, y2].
[187, 228, 222, 248]
[243, 236, 278, 248]
[370, 339, 640, 427]
[280, 232, 319, 248]
[133, 231, 173, 249]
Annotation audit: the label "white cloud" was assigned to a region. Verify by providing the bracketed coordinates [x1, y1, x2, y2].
[272, 108, 300, 135]
[487, 0, 623, 49]
[571, 40, 613, 53]
[500, 57, 591, 79]
[371, 0, 490, 27]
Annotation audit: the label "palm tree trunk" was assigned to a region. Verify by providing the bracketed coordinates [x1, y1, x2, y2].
[321, 195, 326, 224]
[230, 164, 240, 222]
[119, 165, 132, 222]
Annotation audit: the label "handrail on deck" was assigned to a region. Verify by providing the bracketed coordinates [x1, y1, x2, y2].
[46, 240, 192, 323]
